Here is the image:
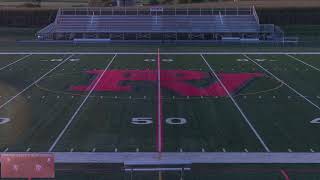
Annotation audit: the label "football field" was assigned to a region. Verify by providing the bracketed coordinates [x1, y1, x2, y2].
[1, 51, 320, 153]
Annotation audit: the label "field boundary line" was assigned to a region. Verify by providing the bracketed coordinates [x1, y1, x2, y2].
[286, 54, 320, 72]
[0, 54, 32, 71]
[200, 54, 270, 152]
[0, 54, 74, 110]
[2, 52, 320, 55]
[244, 54, 320, 111]
[48, 54, 117, 152]
[2, 152, 320, 164]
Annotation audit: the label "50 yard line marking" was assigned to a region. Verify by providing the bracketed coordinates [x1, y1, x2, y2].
[243, 54, 320, 111]
[48, 54, 117, 152]
[156, 48, 163, 153]
[200, 54, 270, 152]
[0, 54, 74, 110]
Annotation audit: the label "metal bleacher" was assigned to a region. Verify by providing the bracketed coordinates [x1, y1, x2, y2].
[36, 7, 283, 42]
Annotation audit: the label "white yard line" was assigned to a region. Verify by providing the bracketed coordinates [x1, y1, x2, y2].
[2, 52, 320, 55]
[0, 54, 74, 110]
[200, 54, 270, 152]
[244, 54, 320, 111]
[286, 54, 320, 72]
[48, 54, 117, 152]
[0, 54, 32, 71]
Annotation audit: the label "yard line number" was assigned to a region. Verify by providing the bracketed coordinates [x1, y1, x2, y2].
[0, 118, 10, 124]
[237, 58, 277, 62]
[131, 117, 187, 125]
[40, 58, 80, 62]
[310, 118, 320, 124]
[144, 59, 174, 62]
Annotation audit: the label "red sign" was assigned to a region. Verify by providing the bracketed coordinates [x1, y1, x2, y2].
[1, 153, 55, 178]
[70, 70, 263, 97]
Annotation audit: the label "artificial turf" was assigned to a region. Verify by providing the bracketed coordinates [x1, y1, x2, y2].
[0, 53, 320, 153]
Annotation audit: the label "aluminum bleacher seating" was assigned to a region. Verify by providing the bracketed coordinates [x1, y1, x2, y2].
[37, 7, 282, 41]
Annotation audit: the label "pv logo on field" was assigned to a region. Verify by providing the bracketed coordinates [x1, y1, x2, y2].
[0, 118, 10, 124]
[131, 117, 187, 125]
[70, 70, 263, 97]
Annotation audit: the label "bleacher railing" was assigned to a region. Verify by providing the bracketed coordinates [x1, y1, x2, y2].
[252, 6, 260, 24]
[54, 8, 62, 24]
[59, 7, 253, 16]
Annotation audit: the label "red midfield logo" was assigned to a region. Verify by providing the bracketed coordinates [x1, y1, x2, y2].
[70, 70, 263, 97]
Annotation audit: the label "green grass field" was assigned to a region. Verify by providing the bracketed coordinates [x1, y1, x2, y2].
[1, 52, 320, 153]
[2, 52, 320, 180]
